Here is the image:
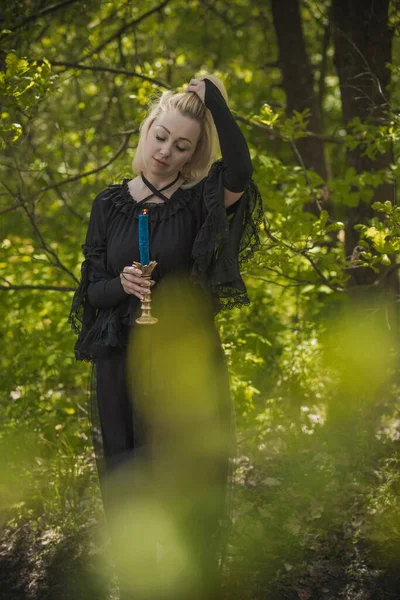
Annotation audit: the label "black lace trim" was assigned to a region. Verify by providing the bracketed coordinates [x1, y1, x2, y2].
[110, 180, 194, 222]
[190, 159, 264, 315]
[68, 242, 128, 363]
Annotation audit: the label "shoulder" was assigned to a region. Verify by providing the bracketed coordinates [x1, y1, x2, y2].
[90, 182, 125, 217]
[85, 183, 127, 237]
[196, 159, 225, 192]
[185, 160, 225, 197]
[205, 159, 225, 181]
[188, 160, 227, 205]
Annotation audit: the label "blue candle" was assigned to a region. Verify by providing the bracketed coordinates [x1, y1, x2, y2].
[138, 209, 150, 265]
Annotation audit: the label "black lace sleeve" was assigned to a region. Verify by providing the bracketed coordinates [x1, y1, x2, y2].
[190, 159, 264, 314]
[68, 189, 128, 362]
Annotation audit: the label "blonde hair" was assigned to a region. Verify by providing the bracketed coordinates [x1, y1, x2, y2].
[132, 74, 228, 188]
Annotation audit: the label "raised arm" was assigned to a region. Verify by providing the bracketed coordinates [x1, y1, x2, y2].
[186, 77, 253, 207]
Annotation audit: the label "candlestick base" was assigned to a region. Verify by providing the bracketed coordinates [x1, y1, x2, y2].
[132, 260, 158, 325]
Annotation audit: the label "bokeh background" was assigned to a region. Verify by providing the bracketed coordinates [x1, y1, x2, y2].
[1, 1, 400, 598]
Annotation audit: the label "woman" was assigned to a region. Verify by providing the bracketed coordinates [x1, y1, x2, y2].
[69, 75, 263, 599]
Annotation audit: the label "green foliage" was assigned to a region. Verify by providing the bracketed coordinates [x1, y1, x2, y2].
[253, 104, 312, 141]
[0, 53, 52, 148]
[0, 1, 400, 598]
[226, 310, 400, 599]
[345, 114, 400, 159]
[351, 200, 400, 270]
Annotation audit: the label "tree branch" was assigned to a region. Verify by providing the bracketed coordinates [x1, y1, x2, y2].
[290, 137, 324, 213]
[245, 274, 316, 288]
[27, 132, 135, 201]
[45, 175, 85, 222]
[46, 61, 171, 89]
[258, 264, 319, 286]
[0, 202, 23, 216]
[0, 284, 76, 292]
[260, 219, 345, 292]
[302, 252, 344, 292]
[238, 114, 344, 144]
[1, 132, 135, 214]
[8, 0, 82, 32]
[81, 0, 172, 61]
[200, 0, 245, 30]
[20, 202, 80, 285]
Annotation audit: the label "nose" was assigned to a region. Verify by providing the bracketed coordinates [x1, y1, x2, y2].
[160, 142, 172, 158]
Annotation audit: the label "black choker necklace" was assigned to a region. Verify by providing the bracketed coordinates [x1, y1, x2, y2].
[140, 171, 181, 203]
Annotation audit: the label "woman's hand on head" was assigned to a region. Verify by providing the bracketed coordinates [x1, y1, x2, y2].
[120, 266, 154, 301]
[185, 78, 206, 104]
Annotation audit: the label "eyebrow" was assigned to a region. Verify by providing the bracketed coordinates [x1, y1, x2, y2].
[156, 125, 193, 145]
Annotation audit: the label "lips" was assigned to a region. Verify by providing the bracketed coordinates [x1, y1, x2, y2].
[153, 157, 168, 166]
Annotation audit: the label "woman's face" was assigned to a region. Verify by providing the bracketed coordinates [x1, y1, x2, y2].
[143, 109, 201, 178]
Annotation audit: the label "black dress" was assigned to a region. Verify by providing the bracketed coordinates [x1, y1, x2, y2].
[69, 159, 263, 599]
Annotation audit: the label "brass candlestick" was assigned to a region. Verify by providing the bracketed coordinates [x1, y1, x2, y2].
[132, 260, 158, 325]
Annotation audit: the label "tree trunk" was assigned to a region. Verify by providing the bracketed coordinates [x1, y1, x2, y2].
[270, 0, 328, 215]
[332, 0, 398, 303]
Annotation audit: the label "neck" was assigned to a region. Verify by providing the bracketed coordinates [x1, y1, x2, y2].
[141, 169, 181, 190]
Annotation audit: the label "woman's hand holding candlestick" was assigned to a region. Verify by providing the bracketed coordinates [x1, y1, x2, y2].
[120, 266, 154, 301]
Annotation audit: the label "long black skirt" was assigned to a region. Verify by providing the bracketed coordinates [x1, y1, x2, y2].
[89, 313, 235, 600]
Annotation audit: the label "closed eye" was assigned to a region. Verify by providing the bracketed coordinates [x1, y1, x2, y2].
[156, 135, 186, 153]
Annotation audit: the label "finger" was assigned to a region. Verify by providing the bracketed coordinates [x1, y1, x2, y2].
[124, 274, 149, 286]
[124, 266, 142, 276]
[120, 274, 144, 296]
[128, 283, 147, 300]
[132, 280, 151, 294]
[136, 285, 151, 300]
[121, 267, 144, 283]
[120, 276, 135, 294]
[132, 290, 144, 301]
[120, 272, 137, 285]
[136, 287, 146, 300]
